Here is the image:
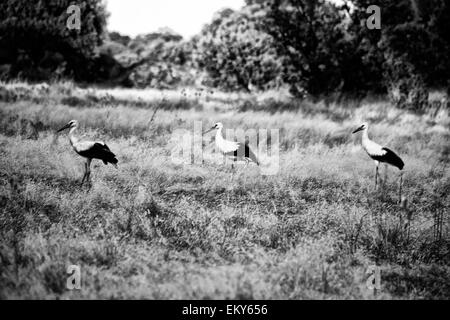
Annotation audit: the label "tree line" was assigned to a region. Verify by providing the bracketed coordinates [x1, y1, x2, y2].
[0, 0, 449, 105]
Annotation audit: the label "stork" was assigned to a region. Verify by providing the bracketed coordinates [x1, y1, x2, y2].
[57, 120, 118, 187]
[203, 122, 259, 167]
[352, 122, 404, 202]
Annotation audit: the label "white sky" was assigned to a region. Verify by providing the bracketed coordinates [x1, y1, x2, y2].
[105, 0, 245, 39]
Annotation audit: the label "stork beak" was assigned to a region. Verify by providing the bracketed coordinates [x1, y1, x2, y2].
[352, 126, 364, 134]
[202, 126, 215, 135]
[57, 124, 70, 133]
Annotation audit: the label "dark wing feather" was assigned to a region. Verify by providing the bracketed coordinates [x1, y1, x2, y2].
[101, 143, 111, 152]
[80, 143, 118, 165]
[227, 143, 259, 165]
[97, 143, 118, 165]
[378, 147, 404, 170]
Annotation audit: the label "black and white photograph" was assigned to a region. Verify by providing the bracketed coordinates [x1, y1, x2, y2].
[0, 0, 449, 302]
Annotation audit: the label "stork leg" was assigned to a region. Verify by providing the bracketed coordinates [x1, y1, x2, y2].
[81, 162, 88, 186]
[86, 158, 92, 189]
[398, 170, 403, 203]
[384, 163, 388, 186]
[375, 164, 379, 190]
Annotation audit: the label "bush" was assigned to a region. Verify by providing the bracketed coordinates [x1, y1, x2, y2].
[194, 5, 284, 92]
[385, 56, 429, 112]
[0, 0, 107, 81]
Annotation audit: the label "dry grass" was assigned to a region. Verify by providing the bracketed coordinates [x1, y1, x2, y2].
[0, 81, 449, 299]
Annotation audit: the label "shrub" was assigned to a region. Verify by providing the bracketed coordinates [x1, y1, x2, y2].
[0, 0, 107, 81]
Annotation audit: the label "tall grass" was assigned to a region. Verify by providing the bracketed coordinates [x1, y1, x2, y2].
[0, 81, 448, 299]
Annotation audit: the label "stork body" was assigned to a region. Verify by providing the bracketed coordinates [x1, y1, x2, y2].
[204, 122, 259, 166]
[353, 122, 404, 201]
[57, 120, 118, 186]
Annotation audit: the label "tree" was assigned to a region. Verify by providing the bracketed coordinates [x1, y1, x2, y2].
[123, 29, 195, 88]
[264, 0, 358, 97]
[0, 0, 108, 81]
[194, 5, 284, 92]
[350, 0, 450, 88]
[350, 0, 450, 108]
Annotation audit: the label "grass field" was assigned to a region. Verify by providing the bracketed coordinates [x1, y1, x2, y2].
[0, 81, 449, 299]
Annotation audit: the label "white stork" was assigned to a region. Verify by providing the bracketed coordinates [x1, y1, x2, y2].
[352, 122, 404, 201]
[57, 120, 118, 186]
[203, 122, 260, 166]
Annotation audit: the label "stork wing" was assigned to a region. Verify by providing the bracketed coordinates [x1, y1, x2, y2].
[77, 141, 118, 165]
[224, 142, 260, 165]
[381, 147, 404, 170]
[245, 145, 259, 165]
[93, 142, 118, 165]
[95, 142, 111, 152]
[93, 142, 117, 158]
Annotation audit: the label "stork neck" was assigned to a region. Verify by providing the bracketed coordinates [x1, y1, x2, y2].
[361, 129, 370, 143]
[216, 127, 224, 143]
[69, 126, 78, 146]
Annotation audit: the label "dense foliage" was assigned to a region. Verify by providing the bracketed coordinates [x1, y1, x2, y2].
[194, 0, 449, 100]
[101, 28, 196, 88]
[0, 0, 108, 81]
[349, 0, 450, 108]
[264, 0, 357, 97]
[193, 5, 283, 92]
[0, 0, 449, 100]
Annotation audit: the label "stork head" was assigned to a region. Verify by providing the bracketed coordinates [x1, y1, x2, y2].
[352, 122, 368, 134]
[203, 122, 223, 134]
[57, 119, 78, 132]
